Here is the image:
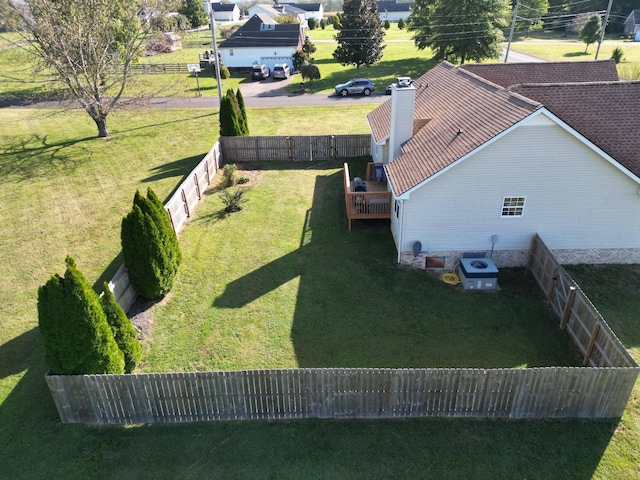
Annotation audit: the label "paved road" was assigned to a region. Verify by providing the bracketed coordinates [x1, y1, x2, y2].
[147, 90, 388, 109]
[500, 48, 545, 63]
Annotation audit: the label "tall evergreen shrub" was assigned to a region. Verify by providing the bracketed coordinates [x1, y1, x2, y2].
[101, 283, 142, 373]
[38, 257, 125, 375]
[219, 88, 241, 136]
[235, 89, 249, 135]
[121, 188, 181, 300]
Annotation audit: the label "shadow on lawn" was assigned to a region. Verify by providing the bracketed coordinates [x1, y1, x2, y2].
[0, 132, 93, 180]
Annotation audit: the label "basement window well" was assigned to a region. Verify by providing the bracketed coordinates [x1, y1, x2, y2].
[501, 196, 525, 217]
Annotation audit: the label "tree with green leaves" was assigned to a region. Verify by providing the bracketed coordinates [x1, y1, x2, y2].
[293, 37, 318, 72]
[409, 0, 509, 64]
[511, 0, 548, 33]
[14, 0, 167, 137]
[333, 0, 385, 77]
[38, 257, 125, 375]
[121, 188, 182, 300]
[100, 283, 142, 373]
[397, 18, 406, 29]
[579, 13, 601, 53]
[179, 0, 207, 28]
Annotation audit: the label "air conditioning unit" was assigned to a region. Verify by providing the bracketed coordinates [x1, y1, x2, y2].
[456, 258, 499, 291]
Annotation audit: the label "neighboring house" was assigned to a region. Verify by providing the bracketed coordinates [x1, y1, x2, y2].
[247, 3, 282, 19]
[218, 14, 303, 69]
[366, 60, 640, 269]
[278, 2, 324, 22]
[624, 10, 640, 41]
[248, 2, 307, 26]
[377, 0, 412, 22]
[279, 4, 308, 27]
[206, 3, 241, 22]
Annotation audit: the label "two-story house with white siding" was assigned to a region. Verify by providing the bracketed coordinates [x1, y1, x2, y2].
[218, 13, 304, 70]
[366, 60, 640, 270]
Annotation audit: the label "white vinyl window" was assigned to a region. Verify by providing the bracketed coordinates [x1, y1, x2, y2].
[501, 196, 526, 217]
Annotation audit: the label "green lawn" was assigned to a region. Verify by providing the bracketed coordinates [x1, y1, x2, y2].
[144, 159, 582, 372]
[1, 106, 639, 478]
[506, 31, 640, 80]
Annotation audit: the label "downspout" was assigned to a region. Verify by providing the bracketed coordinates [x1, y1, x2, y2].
[397, 199, 407, 263]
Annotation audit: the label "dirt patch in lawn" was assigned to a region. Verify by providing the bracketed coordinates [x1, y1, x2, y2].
[128, 293, 172, 342]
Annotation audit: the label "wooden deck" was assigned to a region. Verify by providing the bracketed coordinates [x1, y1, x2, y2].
[344, 162, 392, 230]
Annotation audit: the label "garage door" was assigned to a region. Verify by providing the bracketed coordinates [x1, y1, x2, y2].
[261, 56, 293, 70]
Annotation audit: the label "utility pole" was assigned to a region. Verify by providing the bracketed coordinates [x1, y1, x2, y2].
[209, 9, 223, 100]
[595, 0, 613, 60]
[504, 1, 519, 63]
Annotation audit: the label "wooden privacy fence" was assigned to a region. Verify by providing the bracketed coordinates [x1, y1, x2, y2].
[164, 141, 221, 235]
[107, 141, 222, 312]
[220, 134, 370, 162]
[46, 366, 638, 425]
[527, 234, 638, 369]
[131, 64, 190, 74]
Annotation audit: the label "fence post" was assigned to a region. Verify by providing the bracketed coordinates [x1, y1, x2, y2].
[181, 188, 190, 217]
[583, 323, 601, 366]
[560, 286, 577, 329]
[204, 160, 210, 185]
[287, 136, 292, 160]
[525, 235, 538, 274]
[545, 268, 558, 306]
[194, 173, 201, 199]
[166, 207, 177, 233]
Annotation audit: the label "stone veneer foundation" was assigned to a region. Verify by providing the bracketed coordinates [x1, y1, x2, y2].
[400, 247, 640, 271]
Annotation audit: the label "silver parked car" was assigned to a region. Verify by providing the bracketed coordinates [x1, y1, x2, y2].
[272, 64, 291, 80]
[334, 78, 375, 96]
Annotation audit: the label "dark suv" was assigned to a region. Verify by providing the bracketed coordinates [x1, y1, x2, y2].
[334, 78, 375, 96]
[251, 64, 270, 80]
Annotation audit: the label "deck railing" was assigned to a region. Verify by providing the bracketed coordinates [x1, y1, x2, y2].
[344, 162, 392, 230]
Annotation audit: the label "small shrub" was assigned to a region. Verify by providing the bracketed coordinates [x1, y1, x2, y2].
[220, 188, 248, 213]
[237, 176, 250, 184]
[222, 163, 237, 187]
[301, 64, 321, 82]
[384, 19, 390, 29]
[398, 18, 406, 29]
[611, 46, 624, 64]
[308, 17, 317, 30]
[320, 19, 325, 29]
[219, 63, 230, 79]
[326, 15, 334, 25]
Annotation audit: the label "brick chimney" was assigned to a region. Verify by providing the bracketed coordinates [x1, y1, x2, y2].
[388, 83, 416, 164]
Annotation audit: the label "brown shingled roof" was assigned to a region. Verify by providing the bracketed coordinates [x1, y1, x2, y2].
[509, 81, 640, 179]
[460, 60, 619, 88]
[370, 62, 541, 196]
